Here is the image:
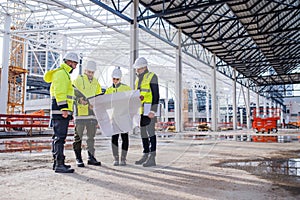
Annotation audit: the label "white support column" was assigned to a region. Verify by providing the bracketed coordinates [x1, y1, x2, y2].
[23, 39, 29, 106]
[175, 29, 183, 132]
[192, 88, 196, 123]
[246, 80, 251, 129]
[211, 55, 217, 131]
[165, 81, 169, 122]
[269, 100, 273, 117]
[240, 108, 243, 127]
[233, 68, 237, 130]
[280, 104, 284, 127]
[256, 89, 260, 117]
[263, 97, 267, 117]
[226, 95, 229, 123]
[217, 96, 220, 125]
[206, 88, 210, 123]
[0, 15, 11, 114]
[130, 0, 139, 89]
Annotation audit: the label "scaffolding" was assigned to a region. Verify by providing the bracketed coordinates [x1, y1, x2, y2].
[7, 29, 27, 114]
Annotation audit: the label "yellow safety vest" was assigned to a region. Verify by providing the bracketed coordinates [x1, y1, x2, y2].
[105, 83, 132, 94]
[73, 74, 102, 117]
[135, 72, 154, 114]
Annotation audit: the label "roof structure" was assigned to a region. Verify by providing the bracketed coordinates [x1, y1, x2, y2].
[134, 0, 300, 97]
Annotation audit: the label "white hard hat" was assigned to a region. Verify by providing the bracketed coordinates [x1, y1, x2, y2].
[133, 57, 148, 69]
[112, 67, 122, 78]
[86, 60, 97, 72]
[63, 52, 79, 63]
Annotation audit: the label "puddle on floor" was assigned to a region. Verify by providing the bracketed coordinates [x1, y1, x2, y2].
[218, 158, 300, 195]
[222, 158, 300, 177]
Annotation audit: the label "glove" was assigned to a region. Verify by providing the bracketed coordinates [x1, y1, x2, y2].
[139, 95, 144, 101]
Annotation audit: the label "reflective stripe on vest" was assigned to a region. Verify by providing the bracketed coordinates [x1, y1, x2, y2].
[52, 96, 75, 100]
[75, 115, 97, 120]
[51, 110, 73, 115]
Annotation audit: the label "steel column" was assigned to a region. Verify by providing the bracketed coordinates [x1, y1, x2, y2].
[211, 55, 217, 131]
[0, 15, 11, 114]
[175, 29, 183, 132]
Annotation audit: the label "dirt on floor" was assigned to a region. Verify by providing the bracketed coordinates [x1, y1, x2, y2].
[0, 132, 300, 200]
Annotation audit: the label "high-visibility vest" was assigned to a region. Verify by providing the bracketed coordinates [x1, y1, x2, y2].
[43, 63, 75, 119]
[105, 83, 131, 94]
[73, 74, 101, 117]
[135, 72, 154, 114]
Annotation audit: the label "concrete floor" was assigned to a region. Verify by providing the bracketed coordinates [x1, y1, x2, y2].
[0, 129, 299, 200]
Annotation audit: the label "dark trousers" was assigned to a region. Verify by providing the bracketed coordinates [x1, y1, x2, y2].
[111, 133, 129, 158]
[51, 119, 70, 160]
[140, 115, 157, 153]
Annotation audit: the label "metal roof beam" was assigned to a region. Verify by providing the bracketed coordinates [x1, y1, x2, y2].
[250, 73, 300, 86]
[195, 27, 300, 43]
[138, 0, 234, 21]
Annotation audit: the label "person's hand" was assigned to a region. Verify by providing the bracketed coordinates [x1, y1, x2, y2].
[89, 104, 93, 110]
[62, 110, 68, 118]
[79, 97, 88, 105]
[139, 95, 144, 101]
[148, 111, 155, 119]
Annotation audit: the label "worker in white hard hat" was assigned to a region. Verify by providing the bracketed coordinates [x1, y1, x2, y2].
[72, 60, 102, 167]
[133, 57, 160, 167]
[105, 67, 132, 166]
[43, 52, 80, 173]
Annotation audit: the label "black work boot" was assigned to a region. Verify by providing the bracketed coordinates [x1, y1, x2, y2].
[53, 156, 71, 170]
[55, 159, 75, 173]
[74, 149, 85, 167]
[87, 151, 101, 166]
[143, 152, 156, 167]
[135, 153, 149, 165]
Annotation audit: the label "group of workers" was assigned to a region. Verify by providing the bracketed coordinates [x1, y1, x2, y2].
[44, 52, 160, 173]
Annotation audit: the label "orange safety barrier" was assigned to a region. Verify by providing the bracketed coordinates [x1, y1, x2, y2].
[0, 139, 73, 153]
[0, 113, 74, 136]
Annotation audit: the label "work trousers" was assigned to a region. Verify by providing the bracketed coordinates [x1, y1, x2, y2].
[51, 119, 70, 160]
[73, 119, 97, 155]
[140, 115, 157, 153]
[111, 133, 129, 158]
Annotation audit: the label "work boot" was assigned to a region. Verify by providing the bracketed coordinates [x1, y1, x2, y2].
[74, 149, 85, 167]
[120, 158, 126, 166]
[120, 150, 127, 166]
[55, 159, 75, 173]
[143, 152, 156, 167]
[113, 156, 119, 166]
[53, 156, 71, 170]
[135, 153, 149, 165]
[88, 151, 101, 166]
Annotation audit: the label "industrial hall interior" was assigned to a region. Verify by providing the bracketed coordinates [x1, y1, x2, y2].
[0, 1, 300, 200]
